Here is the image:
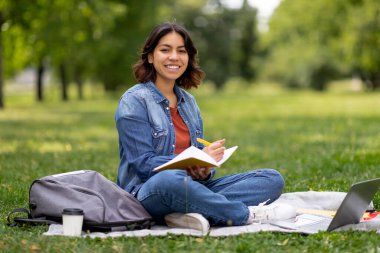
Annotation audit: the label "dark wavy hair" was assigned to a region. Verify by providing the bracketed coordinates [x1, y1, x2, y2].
[133, 22, 205, 89]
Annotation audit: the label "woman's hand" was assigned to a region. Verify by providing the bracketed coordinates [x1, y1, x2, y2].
[202, 139, 226, 162]
[185, 166, 212, 181]
[185, 139, 225, 180]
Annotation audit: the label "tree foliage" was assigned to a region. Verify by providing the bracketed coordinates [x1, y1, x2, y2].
[263, 0, 346, 90]
[92, 0, 157, 91]
[0, 0, 35, 108]
[343, 0, 380, 90]
[178, 0, 259, 89]
[263, 0, 380, 90]
[5, 0, 380, 109]
[1, 0, 158, 106]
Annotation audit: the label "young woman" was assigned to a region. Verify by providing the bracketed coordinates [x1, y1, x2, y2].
[115, 22, 285, 229]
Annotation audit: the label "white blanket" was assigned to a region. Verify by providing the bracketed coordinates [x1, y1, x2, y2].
[43, 191, 380, 237]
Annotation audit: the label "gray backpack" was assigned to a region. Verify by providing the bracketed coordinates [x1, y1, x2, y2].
[8, 170, 153, 232]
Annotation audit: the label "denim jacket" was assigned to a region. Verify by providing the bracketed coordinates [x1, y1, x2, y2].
[115, 81, 215, 195]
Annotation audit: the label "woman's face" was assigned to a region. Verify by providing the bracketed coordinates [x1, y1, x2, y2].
[148, 32, 189, 87]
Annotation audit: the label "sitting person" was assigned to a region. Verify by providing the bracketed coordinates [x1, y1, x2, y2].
[115, 22, 285, 231]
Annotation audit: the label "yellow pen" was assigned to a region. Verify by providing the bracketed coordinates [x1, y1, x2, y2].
[196, 138, 212, 147]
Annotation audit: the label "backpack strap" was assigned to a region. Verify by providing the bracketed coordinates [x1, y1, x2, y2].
[7, 208, 59, 227]
[83, 218, 155, 232]
[7, 208, 31, 227]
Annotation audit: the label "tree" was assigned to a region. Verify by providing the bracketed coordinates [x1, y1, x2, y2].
[91, 0, 157, 91]
[26, 0, 51, 102]
[263, 0, 351, 90]
[196, 10, 238, 88]
[1, 0, 60, 103]
[55, 0, 124, 98]
[0, 11, 4, 108]
[263, 0, 380, 91]
[0, 0, 35, 108]
[343, 0, 380, 90]
[236, 0, 258, 81]
[180, 0, 259, 89]
[1, 0, 263, 104]
[41, 0, 98, 101]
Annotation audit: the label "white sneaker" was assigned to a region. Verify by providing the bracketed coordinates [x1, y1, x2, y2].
[248, 200, 296, 224]
[164, 213, 210, 233]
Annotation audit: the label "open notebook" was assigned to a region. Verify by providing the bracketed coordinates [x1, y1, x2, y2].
[153, 146, 238, 172]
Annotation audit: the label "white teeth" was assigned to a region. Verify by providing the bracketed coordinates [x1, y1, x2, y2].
[166, 65, 179, 69]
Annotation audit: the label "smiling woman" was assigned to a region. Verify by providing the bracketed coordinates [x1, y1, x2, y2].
[133, 23, 204, 92]
[114, 22, 285, 231]
[147, 32, 189, 94]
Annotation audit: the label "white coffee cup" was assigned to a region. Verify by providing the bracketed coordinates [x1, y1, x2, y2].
[62, 208, 84, 236]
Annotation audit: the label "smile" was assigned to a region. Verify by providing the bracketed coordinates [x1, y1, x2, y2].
[165, 65, 180, 69]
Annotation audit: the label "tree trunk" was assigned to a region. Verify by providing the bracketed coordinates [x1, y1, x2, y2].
[0, 12, 4, 109]
[74, 68, 83, 100]
[370, 72, 380, 90]
[59, 63, 68, 101]
[36, 59, 45, 102]
[359, 70, 380, 90]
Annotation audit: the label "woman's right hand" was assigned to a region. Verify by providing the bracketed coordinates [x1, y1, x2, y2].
[202, 139, 226, 162]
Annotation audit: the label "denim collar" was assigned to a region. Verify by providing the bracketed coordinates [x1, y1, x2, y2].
[145, 81, 186, 105]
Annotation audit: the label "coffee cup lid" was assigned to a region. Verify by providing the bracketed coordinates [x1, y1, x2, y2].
[62, 208, 84, 215]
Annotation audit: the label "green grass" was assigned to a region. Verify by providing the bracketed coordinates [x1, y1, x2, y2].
[1, 87, 380, 252]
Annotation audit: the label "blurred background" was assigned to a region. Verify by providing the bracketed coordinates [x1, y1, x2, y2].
[1, 0, 379, 108]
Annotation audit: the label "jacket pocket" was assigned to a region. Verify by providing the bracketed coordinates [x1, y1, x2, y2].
[151, 128, 168, 153]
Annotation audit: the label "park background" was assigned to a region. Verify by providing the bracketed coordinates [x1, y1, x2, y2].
[1, 0, 380, 252]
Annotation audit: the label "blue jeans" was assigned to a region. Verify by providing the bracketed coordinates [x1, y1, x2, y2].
[136, 169, 284, 226]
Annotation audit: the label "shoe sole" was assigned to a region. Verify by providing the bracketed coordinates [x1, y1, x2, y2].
[165, 213, 210, 232]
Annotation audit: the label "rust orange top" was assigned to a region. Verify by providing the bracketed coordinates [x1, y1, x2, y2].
[170, 107, 190, 154]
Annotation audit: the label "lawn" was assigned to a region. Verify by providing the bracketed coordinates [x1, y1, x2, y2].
[1, 86, 380, 252]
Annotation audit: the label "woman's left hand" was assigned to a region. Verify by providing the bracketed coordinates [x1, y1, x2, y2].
[185, 166, 212, 181]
